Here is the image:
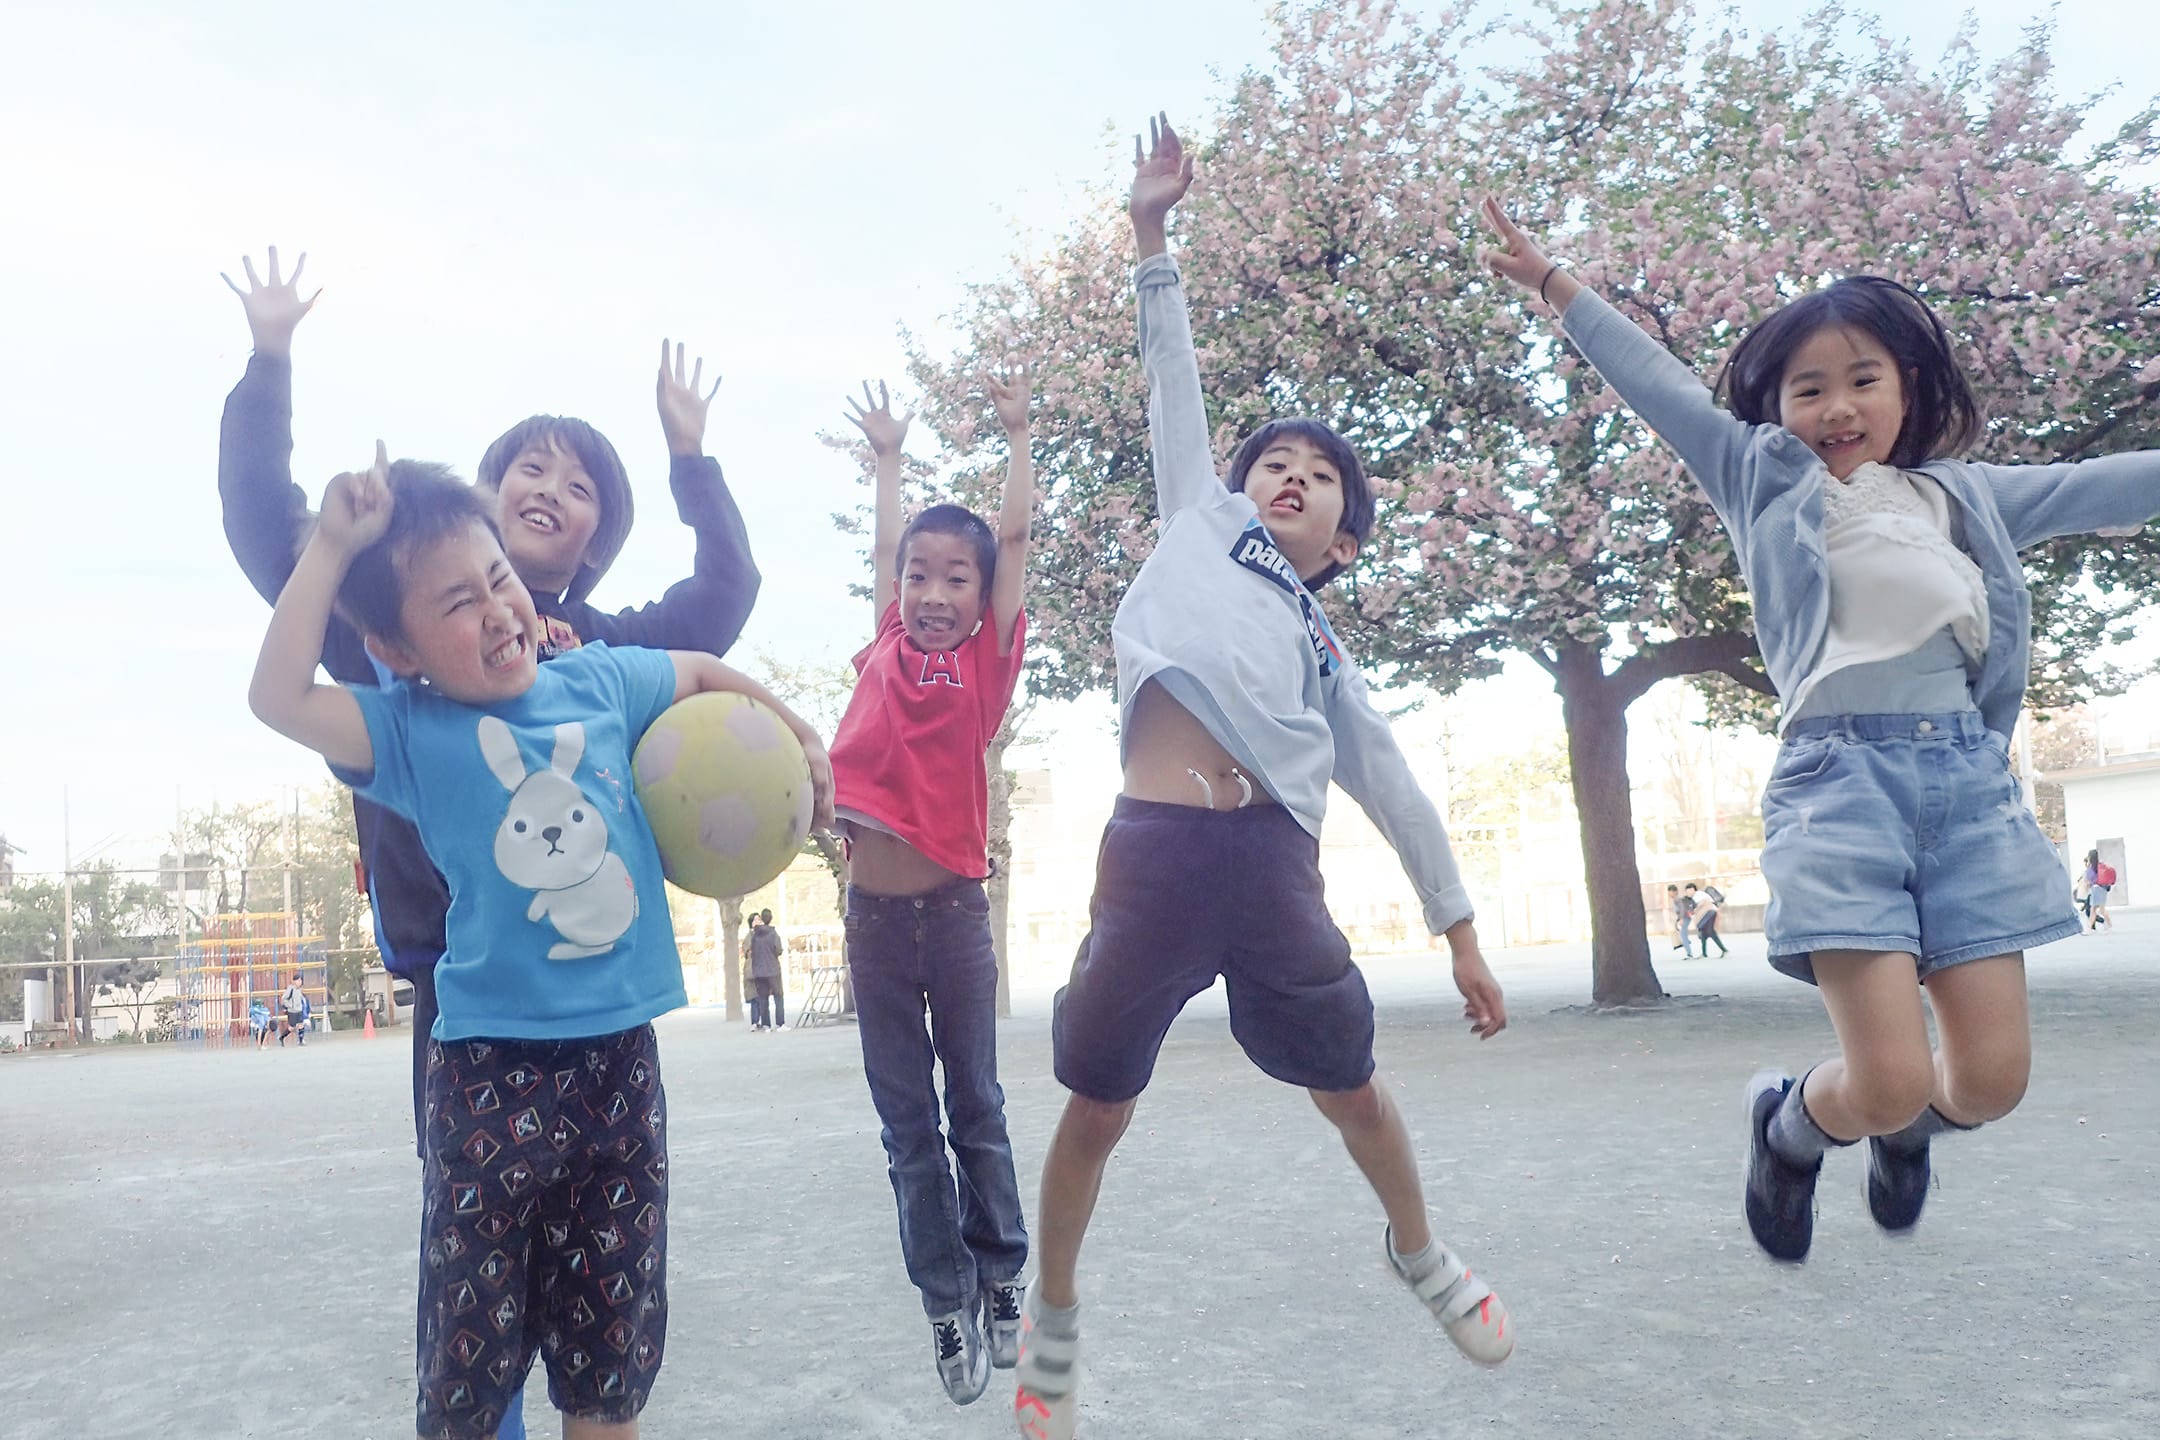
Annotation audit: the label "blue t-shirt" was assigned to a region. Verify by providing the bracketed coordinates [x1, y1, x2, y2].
[335, 643, 686, 1041]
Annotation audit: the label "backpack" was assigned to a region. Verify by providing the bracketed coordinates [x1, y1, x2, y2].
[2096, 863, 2117, 887]
[1703, 885, 1725, 906]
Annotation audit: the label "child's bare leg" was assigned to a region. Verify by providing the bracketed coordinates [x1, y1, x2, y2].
[1923, 954, 2030, 1125]
[1796, 949, 1936, 1139]
[1308, 1077, 1430, 1252]
[562, 1416, 636, 1439]
[1034, 1094, 1138, 1309]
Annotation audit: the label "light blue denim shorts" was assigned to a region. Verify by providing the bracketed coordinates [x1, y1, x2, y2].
[1760, 711, 2080, 985]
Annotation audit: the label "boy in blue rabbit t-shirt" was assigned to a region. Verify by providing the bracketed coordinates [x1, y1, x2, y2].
[249, 445, 831, 1440]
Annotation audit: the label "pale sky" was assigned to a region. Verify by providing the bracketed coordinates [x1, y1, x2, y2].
[2, 0, 2155, 874]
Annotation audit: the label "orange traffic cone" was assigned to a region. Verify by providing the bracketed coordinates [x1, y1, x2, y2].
[363, 1008, 377, 1040]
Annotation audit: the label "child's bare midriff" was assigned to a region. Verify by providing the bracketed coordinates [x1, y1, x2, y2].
[1122, 678, 1278, 810]
[845, 822, 971, 897]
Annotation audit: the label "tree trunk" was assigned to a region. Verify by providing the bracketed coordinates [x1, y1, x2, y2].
[719, 897, 743, 1022]
[1554, 642, 1665, 1006]
[985, 734, 1015, 1019]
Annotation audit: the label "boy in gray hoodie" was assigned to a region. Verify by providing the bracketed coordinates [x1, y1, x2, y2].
[1011, 117, 1514, 1440]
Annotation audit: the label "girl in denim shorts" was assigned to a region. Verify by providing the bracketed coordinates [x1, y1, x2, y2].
[1483, 200, 2158, 1263]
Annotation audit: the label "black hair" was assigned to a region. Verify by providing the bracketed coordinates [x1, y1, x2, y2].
[335, 461, 498, 641]
[1716, 276, 1983, 468]
[1225, 418, 1373, 588]
[758, 909, 773, 923]
[476, 416, 633, 603]
[899, 503, 999, 592]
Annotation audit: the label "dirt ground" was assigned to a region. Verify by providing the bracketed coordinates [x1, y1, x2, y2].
[3, 916, 2154, 1439]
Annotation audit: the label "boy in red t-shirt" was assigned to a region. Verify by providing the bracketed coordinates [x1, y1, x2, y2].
[826, 373, 1037, 1407]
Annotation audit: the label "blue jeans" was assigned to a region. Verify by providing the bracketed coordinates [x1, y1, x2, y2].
[845, 880, 1028, 1316]
[1763, 711, 2080, 982]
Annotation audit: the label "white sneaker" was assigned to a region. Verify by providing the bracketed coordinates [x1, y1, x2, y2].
[1386, 1226, 1513, 1366]
[1012, 1282, 1079, 1440]
[930, 1306, 990, 1406]
[984, 1279, 1024, 1369]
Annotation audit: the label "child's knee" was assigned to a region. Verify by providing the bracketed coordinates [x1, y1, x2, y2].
[1308, 1078, 1384, 1131]
[1942, 1053, 2029, 1123]
[1058, 1093, 1137, 1153]
[1834, 1055, 1936, 1135]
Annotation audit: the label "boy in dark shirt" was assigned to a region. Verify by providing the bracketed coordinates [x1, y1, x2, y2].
[219, 248, 761, 1140]
[219, 248, 760, 1440]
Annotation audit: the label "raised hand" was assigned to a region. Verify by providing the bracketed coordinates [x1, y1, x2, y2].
[844, 380, 914, 458]
[1479, 197, 1577, 311]
[317, 441, 394, 554]
[984, 364, 1032, 435]
[220, 246, 320, 356]
[657, 339, 723, 457]
[1129, 112, 1195, 238]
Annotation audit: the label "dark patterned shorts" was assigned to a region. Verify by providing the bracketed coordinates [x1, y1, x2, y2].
[416, 1025, 669, 1438]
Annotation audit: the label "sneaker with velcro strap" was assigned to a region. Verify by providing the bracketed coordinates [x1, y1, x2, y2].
[1385, 1225, 1514, 1366]
[1012, 1281, 1080, 1440]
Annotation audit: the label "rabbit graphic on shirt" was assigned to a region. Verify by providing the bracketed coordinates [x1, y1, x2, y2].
[478, 717, 638, 961]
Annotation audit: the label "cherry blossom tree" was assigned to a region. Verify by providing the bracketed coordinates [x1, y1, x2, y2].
[893, 0, 2160, 1004]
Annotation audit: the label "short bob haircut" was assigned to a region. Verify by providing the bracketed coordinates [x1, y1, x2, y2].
[476, 416, 633, 604]
[1715, 276, 1983, 468]
[1225, 418, 1373, 588]
[335, 461, 499, 641]
[898, 502, 999, 594]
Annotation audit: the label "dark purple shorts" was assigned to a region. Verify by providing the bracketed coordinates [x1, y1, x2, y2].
[416, 1026, 668, 1438]
[1053, 797, 1376, 1102]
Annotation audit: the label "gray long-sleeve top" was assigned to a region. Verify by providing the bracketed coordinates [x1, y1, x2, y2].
[1111, 254, 1474, 935]
[1560, 288, 2160, 740]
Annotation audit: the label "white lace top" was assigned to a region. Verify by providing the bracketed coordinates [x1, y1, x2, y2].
[1781, 462, 1991, 725]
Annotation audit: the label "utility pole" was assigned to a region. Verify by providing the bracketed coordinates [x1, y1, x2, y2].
[61, 788, 78, 1043]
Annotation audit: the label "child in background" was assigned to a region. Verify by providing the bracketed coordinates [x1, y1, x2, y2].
[1013, 117, 1512, 1440]
[826, 374, 1036, 1406]
[1668, 883, 1697, 956]
[1482, 198, 2158, 1262]
[277, 973, 310, 1046]
[2081, 850, 2113, 930]
[1691, 883, 1729, 958]
[248, 446, 829, 1439]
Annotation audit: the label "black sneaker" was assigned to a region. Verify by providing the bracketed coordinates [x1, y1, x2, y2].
[1744, 1070, 1819, 1263]
[1865, 1136, 1931, 1233]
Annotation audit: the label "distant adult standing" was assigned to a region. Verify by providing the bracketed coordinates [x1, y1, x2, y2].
[748, 909, 787, 1030]
[2083, 850, 2114, 931]
[1667, 884, 1697, 957]
[741, 935, 770, 1031]
[1689, 882, 1730, 958]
